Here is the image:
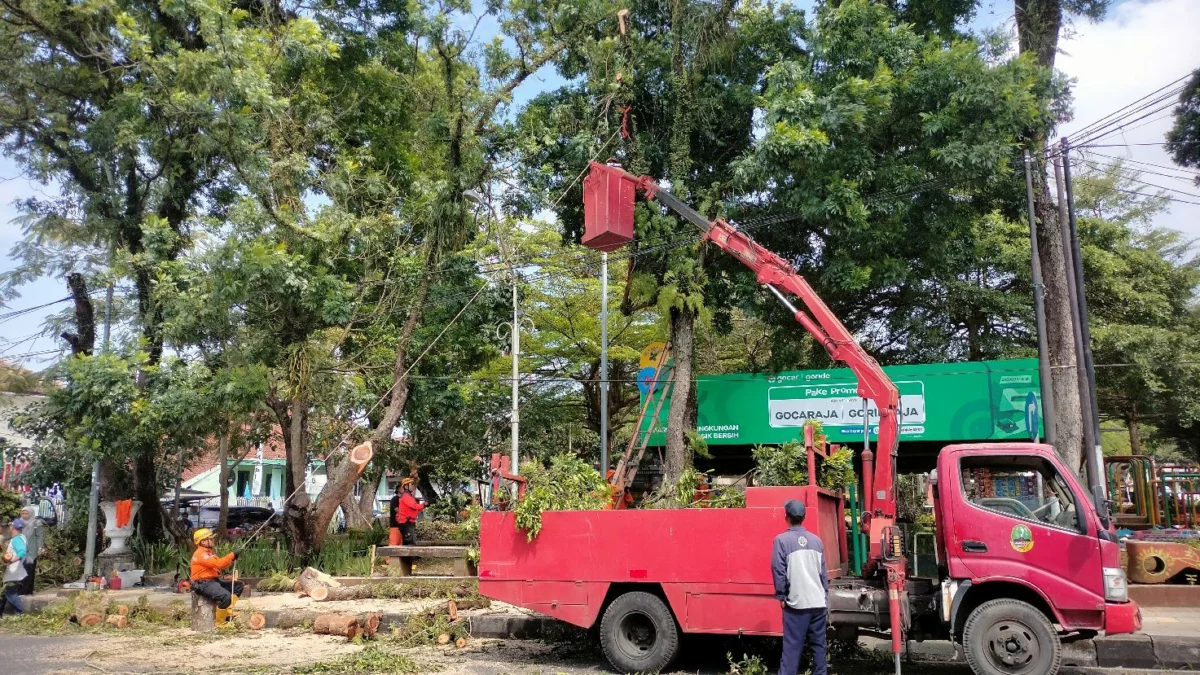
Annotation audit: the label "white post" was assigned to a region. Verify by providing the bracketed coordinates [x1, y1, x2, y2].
[600, 252, 609, 473]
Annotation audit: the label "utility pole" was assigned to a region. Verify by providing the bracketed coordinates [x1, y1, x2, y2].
[464, 188, 521, 477]
[84, 252, 115, 579]
[510, 253, 520, 476]
[599, 252, 609, 473]
[1059, 138, 1106, 499]
[1023, 150, 1056, 447]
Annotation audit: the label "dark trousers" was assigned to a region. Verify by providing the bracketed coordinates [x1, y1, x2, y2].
[399, 521, 417, 545]
[193, 579, 244, 609]
[1, 582, 26, 615]
[779, 606, 827, 675]
[21, 560, 36, 595]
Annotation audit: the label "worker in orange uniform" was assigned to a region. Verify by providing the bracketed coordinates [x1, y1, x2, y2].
[605, 469, 634, 509]
[190, 528, 242, 615]
[394, 478, 425, 545]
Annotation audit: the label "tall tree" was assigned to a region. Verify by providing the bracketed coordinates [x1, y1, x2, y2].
[513, 0, 804, 484]
[1166, 68, 1200, 184]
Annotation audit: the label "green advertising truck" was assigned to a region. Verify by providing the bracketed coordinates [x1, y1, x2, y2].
[640, 358, 1044, 448]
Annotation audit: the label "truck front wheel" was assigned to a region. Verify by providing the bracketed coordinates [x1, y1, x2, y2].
[962, 599, 1062, 675]
[599, 591, 680, 673]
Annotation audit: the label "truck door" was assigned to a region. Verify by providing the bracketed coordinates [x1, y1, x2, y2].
[949, 453, 1106, 630]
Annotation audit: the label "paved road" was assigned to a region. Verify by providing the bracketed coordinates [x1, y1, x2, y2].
[0, 634, 94, 674]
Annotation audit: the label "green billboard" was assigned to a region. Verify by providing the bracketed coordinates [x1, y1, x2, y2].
[640, 359, 1044, 446]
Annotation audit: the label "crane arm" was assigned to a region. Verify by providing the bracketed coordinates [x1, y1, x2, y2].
[613, 164, 900, 528]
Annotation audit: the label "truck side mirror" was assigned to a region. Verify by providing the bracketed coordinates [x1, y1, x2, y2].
[1092, 485, 1112, 529]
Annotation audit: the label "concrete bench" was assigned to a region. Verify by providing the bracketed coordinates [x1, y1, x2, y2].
[376, 545, 476, 577]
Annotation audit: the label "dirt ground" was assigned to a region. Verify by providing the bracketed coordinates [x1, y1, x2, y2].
[22, 628, 609, 674]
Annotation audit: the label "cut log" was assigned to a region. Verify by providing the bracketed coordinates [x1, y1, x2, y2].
[313, 613, 360, 639]
[357, 612, 382, 639]
[448, 599, 458, 621]
[275, 610, 312, 630]
[455, 637, 467, 648]
[236, 612, 267, 630]
[190, 594, 217, 633]
[437, 633, 451, 645]
[105, 615, 128, 629]
[114, 605, 129, 616]
[297, 566, 342, 601]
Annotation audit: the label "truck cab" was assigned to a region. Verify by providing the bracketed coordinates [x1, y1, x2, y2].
[933, 443, 1140, 674]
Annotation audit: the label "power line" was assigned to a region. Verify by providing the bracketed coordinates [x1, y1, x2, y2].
[1075, 157, 1200, 200]
[1064, 72, 1192, 146]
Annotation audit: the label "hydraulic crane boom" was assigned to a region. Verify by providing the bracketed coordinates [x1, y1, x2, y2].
[591, 162, 901, 547]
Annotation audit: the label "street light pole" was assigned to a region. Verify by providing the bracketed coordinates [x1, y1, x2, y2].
[509, 252, 520, 476]
[464, 189, 521, 476]
[84, 251, 115, 580]
[1023, 150, 1056, 446]
[599, 252, 609, 473]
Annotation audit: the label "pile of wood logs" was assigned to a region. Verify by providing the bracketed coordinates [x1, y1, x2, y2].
[312, 611, 383, 641]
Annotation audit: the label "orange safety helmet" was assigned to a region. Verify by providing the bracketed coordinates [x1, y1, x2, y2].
[400, 477, 416, 490]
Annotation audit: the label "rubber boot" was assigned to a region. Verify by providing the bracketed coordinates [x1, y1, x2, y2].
[215, 594, 240, 624]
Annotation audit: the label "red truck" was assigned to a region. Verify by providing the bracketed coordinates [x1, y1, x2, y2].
[478, 164, 1140, 675]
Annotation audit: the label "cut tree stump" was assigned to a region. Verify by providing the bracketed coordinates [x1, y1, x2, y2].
[190, 594, 217, 633]
[297, 567, 342, 601]
[436, 633, 451, 645]
[313, 613, 360, 640]
[72, 594, 108, 628]
[105, 615, 128, 629]
[114, 605, 129, 616]
[235, 612, 267, 630]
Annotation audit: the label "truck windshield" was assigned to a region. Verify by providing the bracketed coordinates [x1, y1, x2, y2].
[960, 457, 1081, 532]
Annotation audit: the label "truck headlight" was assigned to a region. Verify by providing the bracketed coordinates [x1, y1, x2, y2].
[1103, 567, 1128, 603]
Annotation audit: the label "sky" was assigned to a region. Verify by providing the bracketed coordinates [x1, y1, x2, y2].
[1, 0, 1198, 370]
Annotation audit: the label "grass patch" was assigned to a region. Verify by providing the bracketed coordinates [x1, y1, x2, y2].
[0, 600, 76, 635]
[293, 644, 426, 674]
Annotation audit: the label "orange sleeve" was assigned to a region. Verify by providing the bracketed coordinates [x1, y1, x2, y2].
[190, 550, 234, 580]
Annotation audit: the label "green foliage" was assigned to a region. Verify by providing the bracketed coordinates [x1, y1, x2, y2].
[1167, 69, 1200, 181]
[728, 652, 770, 675]
[753, 442, 809, 487]
[896, 474, 928, 523]
[512, 454, 610, 540]
[34, 528, 84, 589]
[0, 486, 21, 522]
[256, 572, 297, 593]
[820, 447, 858, 494]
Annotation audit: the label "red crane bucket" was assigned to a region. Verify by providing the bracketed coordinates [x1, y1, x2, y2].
[582, 162, 636, 251]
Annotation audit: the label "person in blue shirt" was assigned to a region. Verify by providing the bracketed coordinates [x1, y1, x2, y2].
[771, 501, 828, 675]
[2, 518, 29, 615]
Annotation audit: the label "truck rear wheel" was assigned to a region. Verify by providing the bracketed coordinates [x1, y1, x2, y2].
[962, 599, 1061, 675]
[599, 591, 680, 673]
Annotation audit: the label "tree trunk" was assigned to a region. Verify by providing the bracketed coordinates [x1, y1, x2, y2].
[1127, 414, 1142, 455]
[216, 433, 232, 539]
[1015, 0, 1085, 474]
[134, 450, 169, 543]
[306, 442, 374, 551]
[61, 273, 96, 356]
[369, 271, 432, 449]
[664, 306, 697, 484]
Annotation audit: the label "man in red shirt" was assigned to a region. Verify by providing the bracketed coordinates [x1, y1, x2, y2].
[393, 478, 424, 545]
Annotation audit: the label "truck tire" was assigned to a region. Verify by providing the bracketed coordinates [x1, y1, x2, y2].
[599, 591, 680, 673]
[962, 598, 1061, 675]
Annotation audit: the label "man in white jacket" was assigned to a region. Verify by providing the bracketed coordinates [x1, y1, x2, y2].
[771, 501, 828, 675]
